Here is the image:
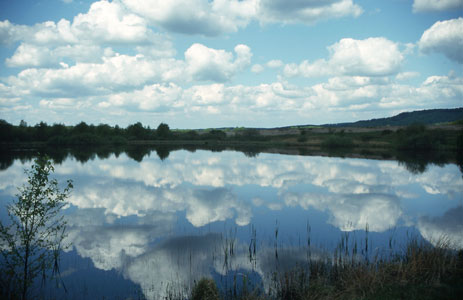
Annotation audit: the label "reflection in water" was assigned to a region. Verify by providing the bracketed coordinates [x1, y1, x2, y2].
[284, 193, 402, 232]
[1, 150, 462, 299]
[418, 206, 463, 250]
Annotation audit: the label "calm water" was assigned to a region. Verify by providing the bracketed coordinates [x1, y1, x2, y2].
[1, 150, 462, 299]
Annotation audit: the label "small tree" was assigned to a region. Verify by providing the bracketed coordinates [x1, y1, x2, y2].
[0, 157, 73, 300]
[156, 123, 171, 139]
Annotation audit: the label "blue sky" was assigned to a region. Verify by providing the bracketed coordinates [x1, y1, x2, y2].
[0, 0, 462, 128]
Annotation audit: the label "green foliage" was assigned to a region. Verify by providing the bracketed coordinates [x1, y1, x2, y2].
[127, 122, 151, 140]
[0, 157, 73, 300]
[205, 130, 227, 140]
[156, 123, 171, 139]
[395, 124, 443, 151]
[184, 130, 199, 140]
[321, 136, 354, 149]
[191, 278, 220, 300]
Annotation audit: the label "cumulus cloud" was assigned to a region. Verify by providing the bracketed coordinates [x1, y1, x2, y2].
[266, 59, 283, 68]
[6, 43, 107, 68]
[413, 0, 463, 12]
[0, 20, 31, 45]
[122, 0, 257, 36]
[2, 1, 175, 68]
[251, 64, 265, 73]
[185, 43, 252, 82]
[418, 18, 463, 63]
[284, 37, 404, 78]
[120, 0, 363, 36]
[258, 0, 363, 24]
[3, 70, 463, 126]
[5, 54, 169, 97]
[4, 42, 251, 100]
[100, 83, 184, 111]
[2, 1, 156, 46]
[396, 71, 420, 81]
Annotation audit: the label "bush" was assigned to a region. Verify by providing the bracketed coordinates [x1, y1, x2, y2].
[322, 136, 354, 148]
[191, 278, 220, 300]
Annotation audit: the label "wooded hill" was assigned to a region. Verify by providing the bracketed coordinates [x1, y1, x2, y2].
[323, 108, 463, 128]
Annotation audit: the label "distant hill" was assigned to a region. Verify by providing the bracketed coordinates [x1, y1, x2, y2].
[325, 108, 463, 127]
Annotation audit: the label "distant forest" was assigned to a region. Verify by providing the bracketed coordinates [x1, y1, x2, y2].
[0, 120, 242, 145]
[326, 108, 463, 127]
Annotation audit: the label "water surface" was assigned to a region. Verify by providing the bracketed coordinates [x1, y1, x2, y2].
[1, 150, 462, 299]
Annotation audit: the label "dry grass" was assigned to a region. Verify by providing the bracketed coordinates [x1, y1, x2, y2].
[199, 236, 462, 300]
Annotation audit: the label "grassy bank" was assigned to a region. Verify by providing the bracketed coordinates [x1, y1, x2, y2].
[187, 237, 462, 300]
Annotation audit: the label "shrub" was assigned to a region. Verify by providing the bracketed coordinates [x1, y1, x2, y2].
[191, 278, 220, 300]
[321, 136, 354, 149]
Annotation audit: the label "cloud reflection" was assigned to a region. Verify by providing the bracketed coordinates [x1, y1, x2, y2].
[64, 208, 176, 270]
[418, 206, 463, 250]
[284, 192, 402, 232]
[1, 152, 462, 233]
[1, 152, 460, 299]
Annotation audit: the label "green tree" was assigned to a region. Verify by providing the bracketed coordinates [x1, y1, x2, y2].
[0, 157, 73, 300]
[156, 123, 171, 139]
[127, 122, 147, 140]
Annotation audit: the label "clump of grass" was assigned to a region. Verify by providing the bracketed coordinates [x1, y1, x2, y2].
[241, 237, 460, 299]
[191, 278, 220, 300]
[167, 233, 462, 300]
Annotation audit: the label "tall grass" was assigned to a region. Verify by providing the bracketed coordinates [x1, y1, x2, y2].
[183, 233, 462, 300]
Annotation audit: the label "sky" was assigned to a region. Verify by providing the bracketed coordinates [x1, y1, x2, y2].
[0, 0, 462, 129]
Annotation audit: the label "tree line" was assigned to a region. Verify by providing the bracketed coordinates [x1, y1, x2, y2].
[0, 120, 187, 145]
[0, 120, 270, 146]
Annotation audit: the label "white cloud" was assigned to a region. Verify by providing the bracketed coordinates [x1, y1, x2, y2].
[121, 0, 363, 36]
[72, 0, 149, 43]
[396, 71, 420, 81]
[4, 42, 250, 100]
[5, 43, 54, 68]
[39, 98, 78, 110]
[0, 20, 30, 45]
[419, 17, 463, 63]
[102, 83, 183, 111]
[251, 64, 265, 73]
[285, 37, 404, 77]
[6, 43, 107, 68]
[3, 1, 155, 46]
[266, 59, 283, 68]
[2, 1, 175, 68]
[413, 0, 463, 12]
[122, 0, 257, 36]
[329, 38, 403, 76]
[6, 54, 169, 97]
[188, 84, 225, 105]
[258, 0, 363, 24]
[185, 43, 252, 82]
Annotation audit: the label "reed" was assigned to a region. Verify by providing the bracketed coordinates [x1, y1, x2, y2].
[186, 233, 462, 300]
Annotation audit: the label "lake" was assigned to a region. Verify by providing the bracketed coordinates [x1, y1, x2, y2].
[1, 148, 462, 299]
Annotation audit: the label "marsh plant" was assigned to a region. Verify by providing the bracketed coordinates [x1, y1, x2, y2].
[0, 157, 72, 300]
